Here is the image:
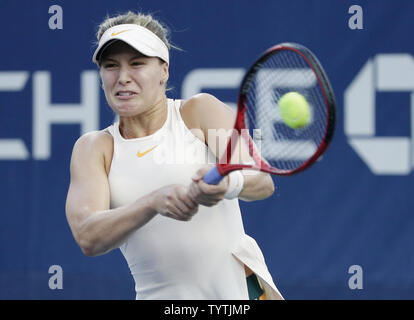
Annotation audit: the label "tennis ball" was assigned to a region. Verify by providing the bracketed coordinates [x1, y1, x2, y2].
[278, 92, 311, 129]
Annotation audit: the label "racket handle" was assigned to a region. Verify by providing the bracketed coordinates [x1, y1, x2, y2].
[203, 166, 224, 185]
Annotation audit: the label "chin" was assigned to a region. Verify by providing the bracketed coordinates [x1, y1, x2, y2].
[111, 99, 137, 113]
[115, 108, 139, 117]
[115, 104, 148, 118]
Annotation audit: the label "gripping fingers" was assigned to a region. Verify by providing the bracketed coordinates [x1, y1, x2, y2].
[160, 211, 191, 221]
[162, 186, 198, 221]
[176, 187, 199, 217]
[193, 180, 226, 206]
[159, 202, 193, 221]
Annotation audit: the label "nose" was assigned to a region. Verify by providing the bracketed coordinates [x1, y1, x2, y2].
[118, 66, 132, 85]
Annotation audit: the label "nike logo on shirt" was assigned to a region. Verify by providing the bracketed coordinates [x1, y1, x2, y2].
[137, 145, 158, 158]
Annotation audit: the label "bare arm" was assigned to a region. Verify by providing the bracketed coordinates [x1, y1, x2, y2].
[65, 131, 198, 257]
[181, 93, 275, 202]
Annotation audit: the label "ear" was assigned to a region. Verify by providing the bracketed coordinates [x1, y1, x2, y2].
[99, 70, 105, 89]
[160, 62, 169, 85]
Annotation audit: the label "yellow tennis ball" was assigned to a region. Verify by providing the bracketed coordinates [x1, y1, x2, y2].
[279, 92, 311, 129]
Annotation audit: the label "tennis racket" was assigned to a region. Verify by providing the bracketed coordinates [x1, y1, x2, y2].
[203, 42, 336, 184]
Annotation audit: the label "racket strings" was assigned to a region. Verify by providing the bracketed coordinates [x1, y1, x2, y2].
[243, 49, 328, 172]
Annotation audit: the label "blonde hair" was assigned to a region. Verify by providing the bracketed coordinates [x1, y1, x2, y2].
[96, 11, 173, 50]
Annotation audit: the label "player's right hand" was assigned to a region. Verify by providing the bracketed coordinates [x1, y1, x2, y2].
[150, 184, 199, 221]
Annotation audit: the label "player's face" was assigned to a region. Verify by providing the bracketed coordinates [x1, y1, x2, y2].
[99, 42, 169, 117]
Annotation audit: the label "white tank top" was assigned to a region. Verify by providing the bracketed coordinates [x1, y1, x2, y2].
[106, 99, 249, 299]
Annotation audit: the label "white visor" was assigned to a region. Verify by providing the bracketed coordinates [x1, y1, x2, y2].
[92, 24, 169, 65]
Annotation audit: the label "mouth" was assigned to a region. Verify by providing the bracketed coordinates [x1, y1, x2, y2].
[115, 90, 138, 99]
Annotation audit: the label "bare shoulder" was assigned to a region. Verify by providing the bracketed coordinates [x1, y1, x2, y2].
[180, 93, 235, 131]
[72, 130, 113, 155]
[180, 93, 233, 116]
[71, 129, 113, 175]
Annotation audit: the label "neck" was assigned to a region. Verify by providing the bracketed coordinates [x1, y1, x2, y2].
[118, 96, 168, 139]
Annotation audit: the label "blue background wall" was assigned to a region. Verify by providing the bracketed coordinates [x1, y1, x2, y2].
[1, 0, 413, 299]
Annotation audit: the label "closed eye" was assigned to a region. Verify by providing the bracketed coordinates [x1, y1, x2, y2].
[103, 63, 117, 69]
[131, 61, 144, 66]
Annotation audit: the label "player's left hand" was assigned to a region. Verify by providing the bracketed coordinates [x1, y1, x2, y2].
[188, 165, 229, 207]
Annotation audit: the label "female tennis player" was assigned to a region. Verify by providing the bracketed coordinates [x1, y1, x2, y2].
[65, 11, 283, 300]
